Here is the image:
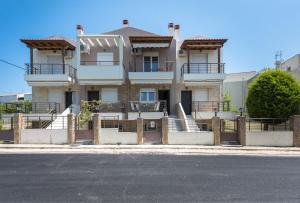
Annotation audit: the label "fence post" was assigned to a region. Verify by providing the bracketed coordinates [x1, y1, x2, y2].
[13, 113, 23, 144]
[237, 116, 246, 146]
[291, 115, 300, 147]
[161, 116, 168, 144]
[93, 113, 101, 145]
[67, 113, 75, 144]
[137, 117, 143, 144]
[212, 116, 220, 145]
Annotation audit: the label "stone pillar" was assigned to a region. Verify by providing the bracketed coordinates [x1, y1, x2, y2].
[93, 113, 101, 145]
[161, 116, 169, 144]
[67, 113, 75, 144]
[212, 116, 220, 145]
[137, 117, 143, 144]
[237, 116, 246, 146]
[291, 115, 300, 147]
[13, 113, 23, 144]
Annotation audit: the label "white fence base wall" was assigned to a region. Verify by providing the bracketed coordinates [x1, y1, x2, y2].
[246, 131, 293, 147]
[21, 129, 68, 144]
[168, 131, 214, 145]
[128, 112, 164, 120]
[101, 128, 137, 144]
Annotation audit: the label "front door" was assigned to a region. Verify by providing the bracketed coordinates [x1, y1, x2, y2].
[65, 91, 73, 109]
[87, 91, 100, 101]
[181, 91, 192, 115]
[158, 90, 170, 114]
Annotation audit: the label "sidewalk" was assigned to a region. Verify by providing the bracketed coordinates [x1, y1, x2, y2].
[1, 144, 300, 156]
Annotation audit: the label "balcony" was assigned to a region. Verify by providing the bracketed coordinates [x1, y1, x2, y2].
[24, 64, 76, 86]
[181, 63, 226, 84]
[128, 61, 175, 84]
[80, 101, 126, 119]
[127, 100, 167, 120]
[77, 61, 124, 85]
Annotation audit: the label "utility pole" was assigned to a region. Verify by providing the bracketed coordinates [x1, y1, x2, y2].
[275, 51, 283, 69]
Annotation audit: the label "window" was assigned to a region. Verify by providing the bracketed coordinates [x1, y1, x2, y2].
[143, 56, 159, 72]
[140, 89, 156, 102]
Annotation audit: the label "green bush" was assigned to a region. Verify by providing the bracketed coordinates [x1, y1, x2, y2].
[246, 70, 300, 118]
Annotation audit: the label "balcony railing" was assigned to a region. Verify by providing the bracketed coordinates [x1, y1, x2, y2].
[181, 63, 225, 75]
[80, 61, 120, 66]
[128, 100, 167, 112]
[3, 102, 60, 114]
[25, 63, 76, 78]
[129, 61, 175, 72]
[81, 101, 125, 113]
[192, 101, 230, 112]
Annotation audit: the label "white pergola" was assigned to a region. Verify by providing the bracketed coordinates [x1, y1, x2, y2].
[77, 34, 125, 66]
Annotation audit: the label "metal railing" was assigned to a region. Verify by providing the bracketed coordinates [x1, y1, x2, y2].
[181, 63, 225, 75]
[80, 61, 120, 66]
[129, 61, 175, 72]
[221, 119, 237, 133]
[0, 117, 14, 131]
[81, 101, 125, 113]
[246, 118, 290, 131]
[25, 63, 77, 78]
[4, 102, 32, 114]
[31, 102, 60, 114]
[168, 118, 211, 132]
[192, 101, 230, 112]
[128, 100, 167, 112]
[23, 115, 67, 129]
[101, 117, 137, 132]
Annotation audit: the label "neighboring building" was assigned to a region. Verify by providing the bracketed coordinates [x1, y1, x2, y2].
[21, 20, 227, 120]
[0, 93, 32, 103]
[223, 71, 258, 111]
[278, 54, 300, 81]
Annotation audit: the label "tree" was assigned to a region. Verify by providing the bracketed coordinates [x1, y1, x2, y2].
[246, 70, 300, 118]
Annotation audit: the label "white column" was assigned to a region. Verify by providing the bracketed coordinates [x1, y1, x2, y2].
[118, 36, 123, 67]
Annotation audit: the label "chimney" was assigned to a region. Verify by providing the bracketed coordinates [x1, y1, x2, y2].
[174, 24, 180, 41]
[123, 19, 129, 27]
[168, 23, 174, 36]
[76, 24, 84, 35]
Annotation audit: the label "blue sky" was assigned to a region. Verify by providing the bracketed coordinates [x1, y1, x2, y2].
[0, 0, 300, 94]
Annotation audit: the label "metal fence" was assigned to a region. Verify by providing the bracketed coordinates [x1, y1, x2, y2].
[0, 117, 14, 131]
[246, 118, 290, 131]
[101, 116, 137, 132]
[23, 115, 68, 129]
[82, 101, 125, 113]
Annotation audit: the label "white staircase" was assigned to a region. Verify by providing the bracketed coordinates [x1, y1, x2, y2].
[168, 116, 183, 132]
[46, 104, 80, 129]
[186, 116, 201, 132]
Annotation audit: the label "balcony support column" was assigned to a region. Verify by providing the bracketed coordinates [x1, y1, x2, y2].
[187, 49, 190, 73]
[30, 47, 33, 74]
[217, 47, 221, 73]
[62, 47, 65, 74]
[118, 36, 123, 67]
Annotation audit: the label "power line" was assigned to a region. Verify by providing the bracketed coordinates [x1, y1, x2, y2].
[0, 59, 25, 70]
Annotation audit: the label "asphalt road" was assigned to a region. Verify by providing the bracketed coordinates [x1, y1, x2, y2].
[0, 154, 300, 203]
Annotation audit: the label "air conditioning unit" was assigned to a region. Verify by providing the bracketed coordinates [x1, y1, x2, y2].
[80, 44, 90, 54]
[178, 49, 187, 57]
[65, 50, 73, 59]
[131, 48, 142, 56]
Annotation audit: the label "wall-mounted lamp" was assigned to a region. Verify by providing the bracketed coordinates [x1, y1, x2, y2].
[239, 107, 244, 116]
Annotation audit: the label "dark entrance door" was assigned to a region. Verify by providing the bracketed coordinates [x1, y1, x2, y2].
[65, 91, 73, 109]
[158, 90, 170, 114]
[181, 90, 192, 115]
[87, 91, 99, 101]
[220, 119, 239, 145]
